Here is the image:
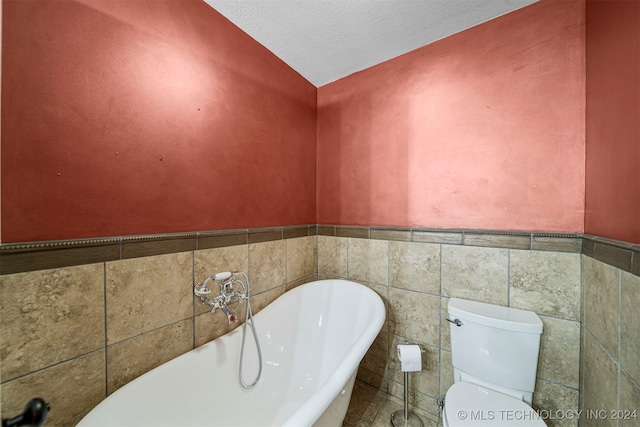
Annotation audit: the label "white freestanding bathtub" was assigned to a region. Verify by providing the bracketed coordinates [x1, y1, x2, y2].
[78, 279, 385, 427]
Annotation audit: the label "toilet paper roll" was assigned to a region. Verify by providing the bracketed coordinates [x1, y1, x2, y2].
[397, 344, 422, 372]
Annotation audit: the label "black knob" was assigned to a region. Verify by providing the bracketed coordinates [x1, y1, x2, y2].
[2, 398, 50, 427]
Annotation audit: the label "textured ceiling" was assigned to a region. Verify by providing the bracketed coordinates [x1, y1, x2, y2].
[204, 0, 538, 87]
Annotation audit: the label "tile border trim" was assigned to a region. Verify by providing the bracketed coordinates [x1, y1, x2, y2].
[1, 225, 638, 276]
[0, 226, 316, 275]
[582, 234, 640, 275]
[320, 225, 582, 250]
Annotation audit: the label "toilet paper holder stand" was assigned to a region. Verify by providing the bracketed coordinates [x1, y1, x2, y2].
[391, 343, 425, 427]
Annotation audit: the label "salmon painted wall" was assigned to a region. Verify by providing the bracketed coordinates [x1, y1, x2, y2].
[1, 0, 316, 243]
[585, 0, 640, 244]
[317, 0, 586, 233]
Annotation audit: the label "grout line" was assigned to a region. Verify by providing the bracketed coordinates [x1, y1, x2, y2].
[386, 240, 390, 288]
[579, 255, 585, 412]
[0, 347, 106, 386]
[103, 262, 109, 397]
[284, 238, 289, 285]
[618, 267, 622, 369]
[346, 237, 350, 279]
[439, 243, 443, 297]
[535, 376, 580, 391]
[107, 316, 196, 348]
[537, 313, 581, 324]
[386, 239, 391, 398]
[620, 364, 640, 390]
[438, 242, 443, 400]
[192, 250, 196, 349]
[247, 241, 253, 295]
[584, 326, 621, 377]
[618, 268, 622, 415]
[507, 249, 511, 306]
[314, 235, 318, 278]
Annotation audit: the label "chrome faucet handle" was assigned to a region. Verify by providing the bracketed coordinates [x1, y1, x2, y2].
[208, 297, 237, 324]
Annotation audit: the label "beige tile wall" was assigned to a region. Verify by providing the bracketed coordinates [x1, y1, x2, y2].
[581, 257, 640, 427]
[2, 231, 638, 427]
[0, 236, 317, 426]
[318, 236, 582, 426]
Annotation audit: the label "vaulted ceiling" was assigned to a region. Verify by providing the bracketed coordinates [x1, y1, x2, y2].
[204, 0, 538, 87]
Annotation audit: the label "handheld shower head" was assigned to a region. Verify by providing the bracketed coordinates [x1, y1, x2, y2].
[213, 272, 233, 281]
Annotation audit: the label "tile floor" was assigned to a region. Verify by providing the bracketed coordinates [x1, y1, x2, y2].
[344, 381, 440, 427]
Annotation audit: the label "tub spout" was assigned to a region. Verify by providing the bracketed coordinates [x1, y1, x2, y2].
[219, 304, 237, 324]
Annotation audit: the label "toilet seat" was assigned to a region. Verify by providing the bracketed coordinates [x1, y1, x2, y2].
[444, 382, 546, 426]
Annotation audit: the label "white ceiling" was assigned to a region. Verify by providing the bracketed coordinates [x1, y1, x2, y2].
[204, 0, 538, 87]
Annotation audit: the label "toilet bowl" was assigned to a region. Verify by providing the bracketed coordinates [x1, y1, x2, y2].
[443, 382, 546, 426]
[443, 298, 546, 426]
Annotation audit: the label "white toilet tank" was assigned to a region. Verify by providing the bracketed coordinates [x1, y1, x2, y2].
[448, 298, 543, 403]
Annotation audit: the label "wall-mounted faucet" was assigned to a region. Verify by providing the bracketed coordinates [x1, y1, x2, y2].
[195, 271, 262, 389]
[194, 271, 249, 324]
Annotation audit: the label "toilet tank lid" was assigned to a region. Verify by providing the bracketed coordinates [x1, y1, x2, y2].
[448, 298, 543, 333]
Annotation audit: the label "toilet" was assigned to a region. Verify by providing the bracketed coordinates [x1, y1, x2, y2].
[443, 298, 547, 426]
